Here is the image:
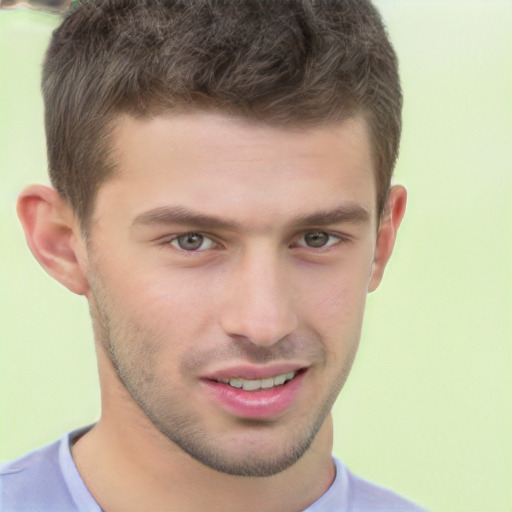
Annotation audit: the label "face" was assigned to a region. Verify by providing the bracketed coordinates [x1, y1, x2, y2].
[86, 112, 381, 477]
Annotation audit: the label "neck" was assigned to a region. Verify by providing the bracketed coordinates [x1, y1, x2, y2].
[71, 345, 336, 512]
[73, 414, 335, 512]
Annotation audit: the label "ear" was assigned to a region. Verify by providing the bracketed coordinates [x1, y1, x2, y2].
[17, 185, 89, 295]
[368, 185, 407, 292]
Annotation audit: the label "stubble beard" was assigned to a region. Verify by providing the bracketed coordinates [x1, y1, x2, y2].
[89, 278, 358, 478]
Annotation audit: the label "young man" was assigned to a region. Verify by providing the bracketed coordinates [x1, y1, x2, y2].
[1, 0, 426, 510]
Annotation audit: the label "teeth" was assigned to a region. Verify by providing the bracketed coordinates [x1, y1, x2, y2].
[218, 371, 296, 391]
[229, 378, 242, 388]
[242, 380, 261, 391]
[261, 378, 274, 389]
[273, 374, 287, 386]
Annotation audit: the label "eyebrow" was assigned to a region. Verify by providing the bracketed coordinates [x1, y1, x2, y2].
[132, 203, 370, 232]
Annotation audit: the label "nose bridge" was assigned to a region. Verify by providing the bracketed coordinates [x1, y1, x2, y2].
[220, 243, 298, 346]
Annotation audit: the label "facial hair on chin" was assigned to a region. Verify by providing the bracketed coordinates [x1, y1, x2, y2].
[89, 279, 357, 477]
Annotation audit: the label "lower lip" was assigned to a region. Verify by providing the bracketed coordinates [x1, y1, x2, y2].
[201, 371, 306, 420]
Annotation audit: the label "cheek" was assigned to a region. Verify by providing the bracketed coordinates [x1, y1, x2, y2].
[307, 283, 368, 354]
[99, 256, 214, 316]
[143, 267, 222, 316]
[90, 258, 219, 360]
[297, 257, 372, 328]
[293, 255, 372, 373]
[303, 278, 367, 376]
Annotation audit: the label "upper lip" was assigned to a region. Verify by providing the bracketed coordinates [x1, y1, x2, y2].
[202, 363, 309, 381]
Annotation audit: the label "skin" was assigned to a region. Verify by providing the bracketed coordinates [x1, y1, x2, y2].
[17, 112, 406, 512]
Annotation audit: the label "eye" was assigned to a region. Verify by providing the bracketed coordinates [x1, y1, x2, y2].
[169, 233, 216, 252]
[295, 231, 341, 249]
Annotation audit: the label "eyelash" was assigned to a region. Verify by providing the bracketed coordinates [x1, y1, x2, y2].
[293, 232, 344, 250]
[160, 230, 348, 254]
[166, 232, 219, 252]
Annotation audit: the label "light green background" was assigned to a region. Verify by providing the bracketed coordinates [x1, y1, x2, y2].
[0, 2, 511, 511]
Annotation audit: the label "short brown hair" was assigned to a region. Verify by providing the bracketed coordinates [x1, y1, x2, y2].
[42, 0, 402, 233]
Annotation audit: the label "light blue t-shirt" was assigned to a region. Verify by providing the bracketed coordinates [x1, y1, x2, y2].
[0, 428, 427, 512]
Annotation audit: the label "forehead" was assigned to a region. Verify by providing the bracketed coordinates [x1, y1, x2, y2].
[95, 112, 377, 230]
[113, 111, 372, 163]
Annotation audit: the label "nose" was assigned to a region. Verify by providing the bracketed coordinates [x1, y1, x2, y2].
[219, 248, 298, 347]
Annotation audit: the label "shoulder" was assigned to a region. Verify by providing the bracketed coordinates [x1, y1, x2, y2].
[309, 457, 428, 512]
[0, 430, 97, 512]
[0, 437, 78, 511]
[345, 467, 427, 512]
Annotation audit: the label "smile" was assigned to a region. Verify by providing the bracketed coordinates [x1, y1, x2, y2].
[215, 372, 296, 391]
[203, 369, 306, 419]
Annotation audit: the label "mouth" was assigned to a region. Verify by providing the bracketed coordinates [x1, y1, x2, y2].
[212, 371, 298, 391]
[201, 367, 308, 419]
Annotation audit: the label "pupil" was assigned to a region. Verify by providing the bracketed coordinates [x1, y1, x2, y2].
[178, 233, 203, 250]
[305, 231, 328, 248]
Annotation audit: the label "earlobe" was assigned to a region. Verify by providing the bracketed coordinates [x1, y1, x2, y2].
[17, 185, 89, 295]
[368, 185, 407, 292]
